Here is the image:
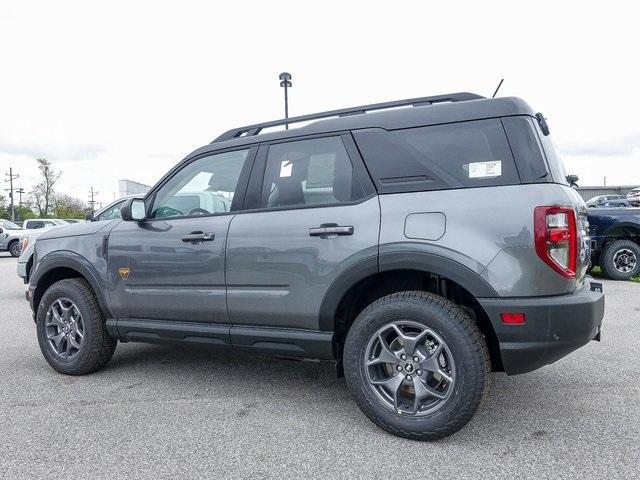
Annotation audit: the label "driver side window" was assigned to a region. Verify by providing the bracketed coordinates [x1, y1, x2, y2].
[151, 149, 249, 219]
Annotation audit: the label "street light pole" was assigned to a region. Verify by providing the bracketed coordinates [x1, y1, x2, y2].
[279, 72, 292, 129]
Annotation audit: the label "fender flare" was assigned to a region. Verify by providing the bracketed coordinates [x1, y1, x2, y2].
[317, 251, 498, 331]
[31, 251, 112, 319]
[602, 221, 640, 238]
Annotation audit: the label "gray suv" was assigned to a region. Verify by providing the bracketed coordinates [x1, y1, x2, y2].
[26, 93, 605, 440]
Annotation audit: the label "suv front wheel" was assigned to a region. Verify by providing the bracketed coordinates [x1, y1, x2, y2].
[343, 291, 489, 440]
[36, 278, 117, 375]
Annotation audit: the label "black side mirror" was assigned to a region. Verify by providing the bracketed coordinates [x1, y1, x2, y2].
[85, 210, 94, 221]
[121, 198, 146, 222]
[566, 174, 579, 188]
[0, 228, 3, 235]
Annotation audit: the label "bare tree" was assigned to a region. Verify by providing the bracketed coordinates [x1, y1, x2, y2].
[30, 158, 61, 217]
[54, 194, 86, 219]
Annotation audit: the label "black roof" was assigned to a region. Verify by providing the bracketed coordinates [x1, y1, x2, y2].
[200, 93, 537, 154]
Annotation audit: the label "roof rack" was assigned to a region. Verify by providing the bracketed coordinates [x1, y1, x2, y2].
[212, 92, 485, 143]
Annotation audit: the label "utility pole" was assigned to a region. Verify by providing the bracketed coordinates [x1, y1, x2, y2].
[88, 187, 99, 212]
[16, 188, 25, 207]
[4, 168, 19, 221]
[279, 72, 292, 129]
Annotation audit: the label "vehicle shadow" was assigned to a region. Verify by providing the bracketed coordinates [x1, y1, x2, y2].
[103, 341, 603, 444]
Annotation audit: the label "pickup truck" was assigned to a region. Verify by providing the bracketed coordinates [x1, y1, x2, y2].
[588, 207, 640, 280]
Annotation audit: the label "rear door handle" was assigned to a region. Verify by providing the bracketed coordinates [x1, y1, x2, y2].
[181, 232, 215, 243]
[309, 224, 354, 237]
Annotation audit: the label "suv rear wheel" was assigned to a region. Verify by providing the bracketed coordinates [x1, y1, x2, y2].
[343, 291, 489, 440]
[600, 239, 640, 280]
[36, 278, 117, 375]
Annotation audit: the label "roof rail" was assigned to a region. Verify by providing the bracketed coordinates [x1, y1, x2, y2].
[212, 92, 485, 143]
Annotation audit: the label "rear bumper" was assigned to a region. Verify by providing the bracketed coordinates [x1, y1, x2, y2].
[478, 279, 604, 375]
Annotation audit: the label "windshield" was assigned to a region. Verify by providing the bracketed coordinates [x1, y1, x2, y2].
[0, 220, 21, 230]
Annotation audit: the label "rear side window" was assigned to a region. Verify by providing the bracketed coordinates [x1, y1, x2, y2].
[260, 136, 366, 209]
[353, 119, 519, 194]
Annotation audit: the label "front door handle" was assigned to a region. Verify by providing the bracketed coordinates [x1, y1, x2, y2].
[181, 232, 215, 243]
[309, 224, 354, 237]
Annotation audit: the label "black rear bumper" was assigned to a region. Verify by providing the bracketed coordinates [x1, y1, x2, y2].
[478, 280, 605, 375]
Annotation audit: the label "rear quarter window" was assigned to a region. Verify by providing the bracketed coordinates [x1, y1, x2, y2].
[353, 119, 519, 194]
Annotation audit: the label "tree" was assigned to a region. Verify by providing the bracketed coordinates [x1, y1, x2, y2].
[54, 194, 86, 219]
[30, 158, 61, 217]
[0, 195, 8, 219]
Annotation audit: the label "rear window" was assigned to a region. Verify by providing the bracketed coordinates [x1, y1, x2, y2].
[353, 119, 519, 194]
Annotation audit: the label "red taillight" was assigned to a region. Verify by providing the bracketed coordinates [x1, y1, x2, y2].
[534, 206, 577, 278]
[500, 313, 526, 325]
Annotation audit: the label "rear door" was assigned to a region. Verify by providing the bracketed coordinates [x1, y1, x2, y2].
[225, 133, 379, 336]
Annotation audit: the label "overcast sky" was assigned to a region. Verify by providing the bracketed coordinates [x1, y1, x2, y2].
[1, 1, 639, 208]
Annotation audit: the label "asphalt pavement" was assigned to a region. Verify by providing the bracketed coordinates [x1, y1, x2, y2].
[0, 252, 638, 479]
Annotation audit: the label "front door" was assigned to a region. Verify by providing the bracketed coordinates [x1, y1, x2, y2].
[226, 134, 379, 332]
[107, 147, 255, 325]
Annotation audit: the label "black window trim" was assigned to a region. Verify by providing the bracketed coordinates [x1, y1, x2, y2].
[140, 145, 259, 223]
[239, 131, 377, 215]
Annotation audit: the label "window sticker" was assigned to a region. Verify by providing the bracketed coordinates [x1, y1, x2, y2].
[280, 161, 292, 177]
[468, 160, 502, 178]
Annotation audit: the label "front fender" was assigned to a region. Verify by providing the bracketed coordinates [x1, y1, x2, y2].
[30, 250, 112, 321]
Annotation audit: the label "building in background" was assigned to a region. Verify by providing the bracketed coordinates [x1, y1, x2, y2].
[119, 179, 150, 198]
[576, 185, 638, 202]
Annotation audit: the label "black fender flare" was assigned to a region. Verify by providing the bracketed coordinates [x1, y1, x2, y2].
[30, 251, 112, 320]
[317, 251, 498, 331]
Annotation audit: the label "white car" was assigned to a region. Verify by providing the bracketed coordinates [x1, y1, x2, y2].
[626, 187, 640, 206]
[22, 218, 70, 230]
[0, 219, 24, 257]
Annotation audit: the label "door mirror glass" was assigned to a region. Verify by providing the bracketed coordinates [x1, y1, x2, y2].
[121, 198, 146, 222]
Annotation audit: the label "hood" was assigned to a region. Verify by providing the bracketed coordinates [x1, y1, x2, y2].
[38, 220, 114, 240]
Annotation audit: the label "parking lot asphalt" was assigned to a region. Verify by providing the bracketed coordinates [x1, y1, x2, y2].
[0, 252, 639, 479]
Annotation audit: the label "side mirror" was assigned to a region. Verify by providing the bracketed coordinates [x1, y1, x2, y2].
[121, 198, 146, 222]
[85, 210, 94, 221]
[566, 174, 579, 187]
[0, 228, 3, 235]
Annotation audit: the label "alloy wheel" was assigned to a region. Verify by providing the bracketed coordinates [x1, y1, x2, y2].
[613, 248, 637, 274]
[364, 321, 455, 416]
[45, 298, 85, 359]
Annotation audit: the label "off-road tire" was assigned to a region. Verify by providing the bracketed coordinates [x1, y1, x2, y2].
[600, 239, 640, 280]
[36, 278, 117, 375]
[343, 291, 489, 441]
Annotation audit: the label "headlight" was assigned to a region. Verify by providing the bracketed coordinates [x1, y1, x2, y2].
[20, 237, 29, 253]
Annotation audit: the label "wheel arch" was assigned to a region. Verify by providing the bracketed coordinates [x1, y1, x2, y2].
[31, 252, 111, 321]
[318, 253, 503, 372]
[601, 222, 640, 242]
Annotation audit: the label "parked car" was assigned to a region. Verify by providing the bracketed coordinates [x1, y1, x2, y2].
[626, 187, 640, 206]
[0, 219, 24, 257]
[586, 195, 630, 208]
[26, 92, 604, 441]
[23, 218, 70, 230]
[588, 207, 640, 280]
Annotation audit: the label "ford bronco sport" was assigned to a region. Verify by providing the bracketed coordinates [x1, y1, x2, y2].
[27, 92, 605, 440]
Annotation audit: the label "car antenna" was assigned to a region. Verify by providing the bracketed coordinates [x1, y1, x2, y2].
[491, 78, 504, 98]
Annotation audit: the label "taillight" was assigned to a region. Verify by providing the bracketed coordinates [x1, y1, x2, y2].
[534, 206, 577, 278]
